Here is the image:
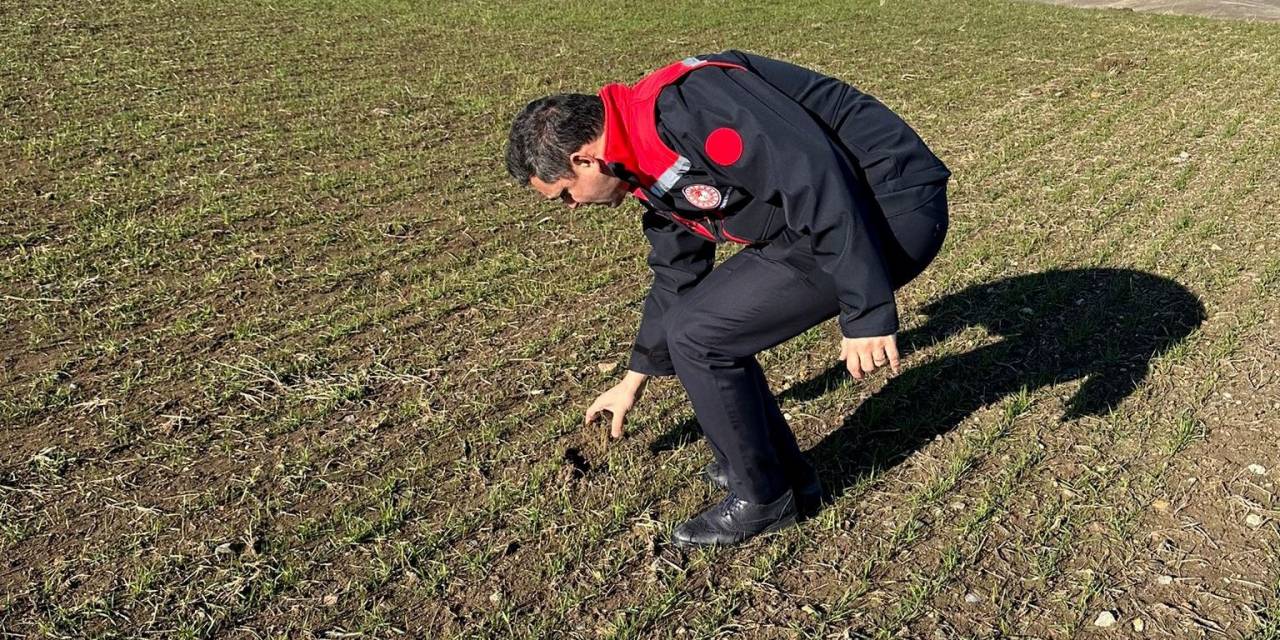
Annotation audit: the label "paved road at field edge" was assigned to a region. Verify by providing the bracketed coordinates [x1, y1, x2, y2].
[1028, 0, 1280, 21]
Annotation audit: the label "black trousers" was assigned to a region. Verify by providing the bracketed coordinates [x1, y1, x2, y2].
[663, 184, 948, 503]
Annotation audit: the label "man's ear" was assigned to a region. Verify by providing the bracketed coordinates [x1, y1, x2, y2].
[569, 151, 594, 168]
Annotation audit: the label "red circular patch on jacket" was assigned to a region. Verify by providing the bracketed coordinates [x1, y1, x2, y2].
[704, 127, 743, 165]
[682, 184, 722, 209]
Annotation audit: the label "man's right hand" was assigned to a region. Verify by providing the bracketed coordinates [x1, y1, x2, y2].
[584, 371, 649, 439]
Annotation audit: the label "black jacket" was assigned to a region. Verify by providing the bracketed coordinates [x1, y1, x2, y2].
[628, 50, 950, 376]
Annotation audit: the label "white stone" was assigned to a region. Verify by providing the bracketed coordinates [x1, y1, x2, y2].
[1247, 514, 1265, 527]
[964, 593, 981, 604]
[1094, 611, 1117, 627]
[1248, 464, 1267, 475]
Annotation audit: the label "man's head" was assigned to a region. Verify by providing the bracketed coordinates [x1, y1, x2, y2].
[505, 94, 629, 209]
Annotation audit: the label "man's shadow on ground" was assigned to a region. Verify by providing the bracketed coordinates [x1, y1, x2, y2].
[650, 268, 1206, 500]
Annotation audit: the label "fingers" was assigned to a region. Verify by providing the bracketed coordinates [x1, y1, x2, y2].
[583, 403, 600, 428]
[586, 404, 624, 440]
[842, 336, 902, 380]
[845, 351, 863, 380]
[610, 410, 625, 439]
[860, 346, 878, 374]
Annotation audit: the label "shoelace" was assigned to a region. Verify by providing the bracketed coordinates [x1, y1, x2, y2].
[721, 493, 742, 519]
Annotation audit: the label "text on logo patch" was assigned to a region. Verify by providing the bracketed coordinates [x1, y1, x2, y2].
[682, 184, 722, 209]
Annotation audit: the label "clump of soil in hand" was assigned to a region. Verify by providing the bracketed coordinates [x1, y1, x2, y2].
[559, 411, 616, 486]
[592, 409, 613, 456]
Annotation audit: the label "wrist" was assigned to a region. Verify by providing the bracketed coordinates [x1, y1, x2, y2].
[620, 370, 649, 392]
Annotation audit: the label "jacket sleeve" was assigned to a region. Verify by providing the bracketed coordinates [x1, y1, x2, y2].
[656, 65, 898, 338]
[629, 207, 716, 375]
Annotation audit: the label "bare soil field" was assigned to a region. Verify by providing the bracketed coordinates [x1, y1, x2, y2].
[2, 0, 1279, 638]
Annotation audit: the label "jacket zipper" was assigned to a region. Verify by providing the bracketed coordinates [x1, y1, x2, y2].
[703, 211, 753, 245]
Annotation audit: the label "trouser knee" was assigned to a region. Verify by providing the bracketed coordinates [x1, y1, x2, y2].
[885, 187, 949, 288]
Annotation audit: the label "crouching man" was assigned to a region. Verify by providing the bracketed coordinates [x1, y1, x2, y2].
[504, 50, 950, 546]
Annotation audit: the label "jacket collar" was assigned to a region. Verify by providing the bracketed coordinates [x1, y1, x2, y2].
[598, 82, 645, 189]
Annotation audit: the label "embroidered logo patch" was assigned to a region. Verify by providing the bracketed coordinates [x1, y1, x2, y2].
[682, 184, 722, 209]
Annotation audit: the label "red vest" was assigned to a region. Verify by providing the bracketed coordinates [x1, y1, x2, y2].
[597, 57, 745, 201]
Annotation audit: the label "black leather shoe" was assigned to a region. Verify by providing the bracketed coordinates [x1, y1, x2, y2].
[703, 459, 826, 516]
[672, 490, 799, 547]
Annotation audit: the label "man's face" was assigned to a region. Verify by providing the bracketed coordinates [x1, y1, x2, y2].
[529, 152, 629, 209]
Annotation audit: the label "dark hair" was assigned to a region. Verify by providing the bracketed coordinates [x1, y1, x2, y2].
[505, 93, 604, 185]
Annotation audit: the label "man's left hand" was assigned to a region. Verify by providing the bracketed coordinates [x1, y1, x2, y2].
[839, 334, 900, 380]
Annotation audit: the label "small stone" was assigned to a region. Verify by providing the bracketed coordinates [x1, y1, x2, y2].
[322, 594, 339, 606]
[1156, 574, 1174, 585]
[964, 593, 981, 604]
[1094, 611, 1117, 627]
[1210, 244, 1223, 251]
[597, 361, 619, 374]
[1151, 498, 1170, 512]
[1248, 464, 1267, 475]
[1246, 513, 1264, 527]
[1132, 618, 1145, 632]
